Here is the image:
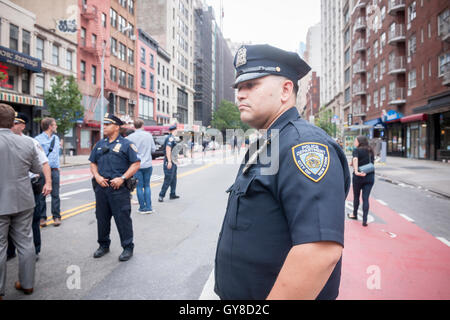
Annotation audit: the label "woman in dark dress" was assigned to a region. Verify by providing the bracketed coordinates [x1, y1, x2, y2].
[348, 135, 375, 227]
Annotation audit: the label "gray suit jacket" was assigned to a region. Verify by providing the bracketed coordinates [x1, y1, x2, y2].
[0, 129, 42, 215]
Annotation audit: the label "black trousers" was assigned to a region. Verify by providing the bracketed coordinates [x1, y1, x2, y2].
[94, 185, 134, 250]
[352, 173, 375, 223]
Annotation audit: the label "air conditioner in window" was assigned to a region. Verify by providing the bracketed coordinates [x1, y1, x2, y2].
[129, 100, 137, 105]
[130, 35, 136, 41]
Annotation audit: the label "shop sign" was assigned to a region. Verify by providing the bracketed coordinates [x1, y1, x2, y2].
[0, 63, 13, 89]
[0, 46, 41, 73]
[382, 109, 403, 122]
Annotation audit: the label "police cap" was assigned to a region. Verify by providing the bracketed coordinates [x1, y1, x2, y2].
[14, 112, 29, 124]
[233, 44, 311, 88]
[103, 113, 124, 126]
[169, 124, 177, 131]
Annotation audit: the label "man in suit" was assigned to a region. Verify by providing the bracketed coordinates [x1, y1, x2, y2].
[0, 104, 42, 299]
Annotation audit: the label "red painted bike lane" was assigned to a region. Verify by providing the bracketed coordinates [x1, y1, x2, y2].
[338, 189, 450, 300]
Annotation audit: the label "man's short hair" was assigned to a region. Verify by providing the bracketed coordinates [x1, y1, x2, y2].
[0, 104, 15, 128]
[134, 119, 144, 129]
[41, 117, 56, 131]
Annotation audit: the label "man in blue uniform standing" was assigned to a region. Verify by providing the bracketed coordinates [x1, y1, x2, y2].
[214, 44, 350, 300]
[89, 114, 141, 262]
[158, 125, 180, 202]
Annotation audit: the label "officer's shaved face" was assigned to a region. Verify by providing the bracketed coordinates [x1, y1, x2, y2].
[236, 75, 286, 129]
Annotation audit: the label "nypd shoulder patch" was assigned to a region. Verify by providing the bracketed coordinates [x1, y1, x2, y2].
[291, 142, 330, 182]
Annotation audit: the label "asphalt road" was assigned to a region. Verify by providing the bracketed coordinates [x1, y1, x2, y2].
[3, 149, 450, 300]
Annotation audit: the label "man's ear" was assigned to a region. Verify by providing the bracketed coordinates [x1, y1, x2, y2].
[280, 79, 294, 103]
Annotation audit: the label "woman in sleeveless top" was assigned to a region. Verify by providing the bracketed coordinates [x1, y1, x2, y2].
[348, 135, 375, 227]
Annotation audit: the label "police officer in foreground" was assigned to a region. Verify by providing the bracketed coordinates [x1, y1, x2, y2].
[158, 125, 180, 202]
[89, 114, 141, 262]
[214, 44, 350, 300]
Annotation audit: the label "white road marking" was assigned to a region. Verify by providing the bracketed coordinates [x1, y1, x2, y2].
[45, 189, 91, 202]
[436, 237, 450, 247]
[376, 199, 388, 206]
[60, 174, 90, 182]
[345, 201, 375, 224]
[199, 269, 219, 300]
[399, 214, 415, 223]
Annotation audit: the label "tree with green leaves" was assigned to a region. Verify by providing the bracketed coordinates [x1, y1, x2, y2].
[43, 75, 83, 163]
[314, 106, 337, 138]
[211, 100, 250, 134]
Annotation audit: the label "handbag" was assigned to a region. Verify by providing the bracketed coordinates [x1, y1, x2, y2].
[359, 162, 375, 174]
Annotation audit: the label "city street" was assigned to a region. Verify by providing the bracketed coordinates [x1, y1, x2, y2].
[3, 150, 450, 300]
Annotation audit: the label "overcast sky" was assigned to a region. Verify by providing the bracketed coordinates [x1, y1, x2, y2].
[205, 0, 321, 52]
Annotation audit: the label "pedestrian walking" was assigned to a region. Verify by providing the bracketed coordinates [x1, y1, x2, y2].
[0, 104, 42, 299]
[89, 113, 141, 262]
[35, 117, 62, 227]
[214, 44, 350, 300]
[126, 119, 156, 214]
[7, 113, 52, 261]
[158, 125, 180, 202]
[348, 135, 375, 227]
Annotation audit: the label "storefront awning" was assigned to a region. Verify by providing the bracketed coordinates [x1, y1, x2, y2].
[364, 118, 383, 126]
[414, 91, 450, 114]
[0, 91, 44, 107]
[400, 113, 428, 123]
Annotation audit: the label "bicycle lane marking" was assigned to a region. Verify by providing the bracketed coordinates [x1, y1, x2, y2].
[339, 188, 450, 299]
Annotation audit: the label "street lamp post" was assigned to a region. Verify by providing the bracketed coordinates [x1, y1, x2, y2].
[100, 25, 132, 139]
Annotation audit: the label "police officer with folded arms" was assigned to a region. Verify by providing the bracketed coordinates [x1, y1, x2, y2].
[89, 114, 140, 262]
[214, 44, 350, 300]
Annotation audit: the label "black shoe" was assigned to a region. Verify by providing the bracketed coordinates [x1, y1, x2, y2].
[362, 222, 368, 227]
[158, 196, 164, 202]
[93, 247, 110, 258]
[119, 248, 133, 262]
[347, 214, 357, 220]
[170, 195, 180, 200]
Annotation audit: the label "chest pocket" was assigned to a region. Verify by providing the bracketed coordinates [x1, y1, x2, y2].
[225, 175, 255, 231]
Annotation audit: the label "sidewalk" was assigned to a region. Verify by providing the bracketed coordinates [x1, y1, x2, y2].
[371, 156, 450, 198]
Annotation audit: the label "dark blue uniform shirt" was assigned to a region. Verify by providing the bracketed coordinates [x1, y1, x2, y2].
[214, 107, 350, 300]
[89, 135, 140, 179]
[163, 134, 177, 162]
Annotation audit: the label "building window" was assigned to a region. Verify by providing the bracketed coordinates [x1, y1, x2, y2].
[408, 69, 417, 89]
[92, 33, 97, 48]
[150, 54, 154, 68]
[119, 42, 126, 61]
[80, 60, 86, 80]
[119, 16, 126, 34]
[128, 74, 134, 89]
[438, 9, 450, 36]
[9, 24, 19, 51]
[66, 50, 73, 70]
[141, 69, 146, 88]
[150, 74, 154, 91]
[110, 65, 117, 82]
[438, 54, 450, 76]
[110, 37, 117, 56]
[35, 73, 44, 95]
[36, 38, 44, 60]
[380, 86, 386, 104]
[22, 30, 30, 55]
[344, 87, 350, 103]
[22, 72, 30, 94]
[408, 34, 417, 57]
[119, 97, 127, 113]
[128, 48, 134, 65]
[52, 44, 59, 66]
[119, 0, 127, 8]
[140, 47, 146, 63]
[128, 23, 134, 38]
[128, 0, 134, 14]
[119, 69, 126, 87]
[91, 65, 97, 85]
[408, 1, 416, 28]
[139, 94, 154, 120]
[102, 13, 107, 28]
[110, 9, 117, 29]
[374, 90, 379, 109]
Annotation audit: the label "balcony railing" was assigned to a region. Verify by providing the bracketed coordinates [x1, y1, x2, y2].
[81, 4, 97, 20]
[354, 0, 367, 10]
[353, 60, 366, 74]
[388, 56, 406, 74]
[388, 24, 406, 44]
[353, 84, 366, 96]
[354, 17, 367, 32]
[389, 88, 406, 105]
[353, 105, 367, 117]
[353, 39, 366, 54]
[80, 42, 99, 55]
[442, 61, 450, 86]
[388, 0, 405, 15]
